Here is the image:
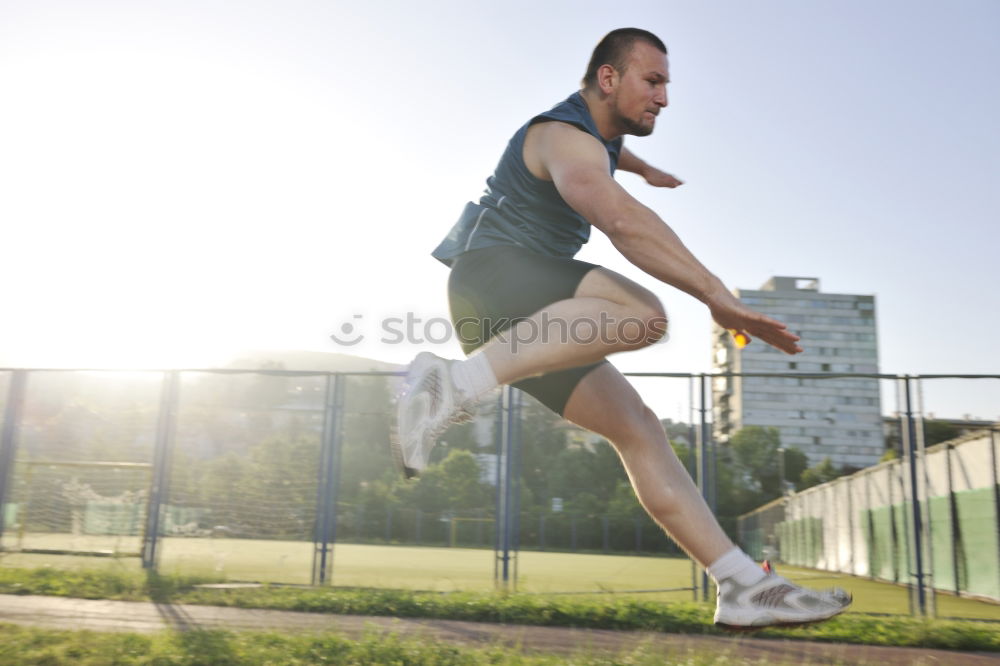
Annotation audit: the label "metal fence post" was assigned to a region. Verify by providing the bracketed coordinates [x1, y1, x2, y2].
[312, 373, 343, 585]
[915, 378, 936, 617]
[903, 376, 926, 616]
[142, 370, 179, 570]
[494, 386, 521, 590]
[990, 429, 1000, 598]
[510, 388, 523, 590]
[0, 370, 28, 543]
[697, 373, 710, 601]
[495, 386, 513, 590]
[688, 376, 700, 599]
[945, 442, 960, 595]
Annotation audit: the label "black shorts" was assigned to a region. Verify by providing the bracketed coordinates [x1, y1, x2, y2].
[448, 244, 607, 415]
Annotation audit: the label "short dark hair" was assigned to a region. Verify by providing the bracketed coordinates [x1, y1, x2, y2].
[582, 28, 667, 89]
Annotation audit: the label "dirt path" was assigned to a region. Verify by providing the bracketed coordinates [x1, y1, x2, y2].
[0, 594, 996, 665]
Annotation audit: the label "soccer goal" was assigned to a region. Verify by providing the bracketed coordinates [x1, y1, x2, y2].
[448, 516, 495, 548]
[2, 460, 153, 557]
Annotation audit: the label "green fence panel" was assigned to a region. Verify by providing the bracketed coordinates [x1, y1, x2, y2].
[798, 519, 813, 567]
[779, 485, 998, 602]
[927, 496, 956, 592]
[791, 520, 800, 564]
[864, 491, 997, 596]
[792, 519, 803, 565]
[779, 521, 789, 563]
[2, 503, 16, 532]
[810, 517, 824, 567]
[743, 527, 763, 560]
[893, 501, 913, 585]
[957, 488, 1000, 599]
[864, 507, 896, 580]
[775, 517, 823, 567]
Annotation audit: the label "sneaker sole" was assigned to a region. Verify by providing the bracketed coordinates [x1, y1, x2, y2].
[389, 413, 420, 481]
[390, 353, 440, 481]
[714, 605, 849, 632]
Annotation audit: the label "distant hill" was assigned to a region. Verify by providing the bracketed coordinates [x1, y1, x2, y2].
[0, 349, 402, 374]
[222, 349, 402, 374]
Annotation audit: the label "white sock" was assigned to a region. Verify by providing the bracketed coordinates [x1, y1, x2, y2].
[707, 547, 766, 586]
[449, 352, 498, 402]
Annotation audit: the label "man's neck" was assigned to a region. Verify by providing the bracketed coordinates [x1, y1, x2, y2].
[579, 88, 623, 142]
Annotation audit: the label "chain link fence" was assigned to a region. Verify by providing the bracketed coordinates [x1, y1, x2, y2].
[1, 367, 998, 614]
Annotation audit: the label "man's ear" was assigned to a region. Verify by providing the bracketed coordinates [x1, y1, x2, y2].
[596, 63, 618, 95]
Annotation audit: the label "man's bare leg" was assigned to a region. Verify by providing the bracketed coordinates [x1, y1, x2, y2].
[479, 267, 668, 385]
[561, 362, 733, 566]
[559, 363, 852, 628]
[396, 266, 666, 476]
[398, 265, 851, 627]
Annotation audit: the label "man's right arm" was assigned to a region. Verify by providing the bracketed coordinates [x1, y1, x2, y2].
[535, 122, 802, 354]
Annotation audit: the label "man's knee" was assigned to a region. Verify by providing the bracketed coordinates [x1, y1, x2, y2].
[603, 401, 663, 446]
[616, 301, 669, 349]
[576, 269, 670, 346]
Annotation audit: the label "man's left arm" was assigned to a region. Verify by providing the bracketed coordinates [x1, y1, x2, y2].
[618, 146, 684, 188]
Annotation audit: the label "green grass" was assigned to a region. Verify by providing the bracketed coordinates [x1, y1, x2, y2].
[0, 567, 998, 652]
[3, 538, 999, 620]
[0, 623, 865, 666]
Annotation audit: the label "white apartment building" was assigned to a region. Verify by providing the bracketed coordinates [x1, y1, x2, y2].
[712, 277, 883, 468]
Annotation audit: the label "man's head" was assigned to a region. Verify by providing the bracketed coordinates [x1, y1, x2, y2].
[582, 28, 669, 137]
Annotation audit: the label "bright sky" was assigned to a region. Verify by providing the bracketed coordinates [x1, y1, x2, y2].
[1, 0, 998, 420]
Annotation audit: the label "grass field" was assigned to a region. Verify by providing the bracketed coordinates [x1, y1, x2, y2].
[2, 534, 998, 620]
[0, 622, 922, 666]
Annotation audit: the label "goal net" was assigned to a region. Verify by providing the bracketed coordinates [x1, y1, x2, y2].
[3, 460, 152, 557]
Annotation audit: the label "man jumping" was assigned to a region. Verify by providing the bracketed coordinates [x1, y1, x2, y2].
[393, 28, 851, 629]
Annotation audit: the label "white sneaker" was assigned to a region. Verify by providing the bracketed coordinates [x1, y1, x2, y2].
[392, 352, 475, 479]
[714, 561, 852, 629]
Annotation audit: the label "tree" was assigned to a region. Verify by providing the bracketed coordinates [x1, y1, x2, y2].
[660, 418, 695, 448]
[338, 375, 394, 500]
[782, 447, 809, 486]
[547, 442, 626, 508]
[729, 426, 784, 498]
[564, 491, 603, 516]
[924, 420, 961, 446]
[395, 449, 492, 515]
[606, 479, 645, 519]
[797, 457, 840, 491]
[517, 397, 574, 506]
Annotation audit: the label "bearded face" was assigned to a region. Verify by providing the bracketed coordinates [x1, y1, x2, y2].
[609, 42, 669, 137]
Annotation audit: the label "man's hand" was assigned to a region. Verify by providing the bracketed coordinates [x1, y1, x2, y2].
[617, 147, 683, 188]
[642, 166, 683, 188]
[707, 291, 803, 355]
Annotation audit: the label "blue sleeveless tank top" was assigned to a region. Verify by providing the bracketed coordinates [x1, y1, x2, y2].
[431, 92, 623, 266]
